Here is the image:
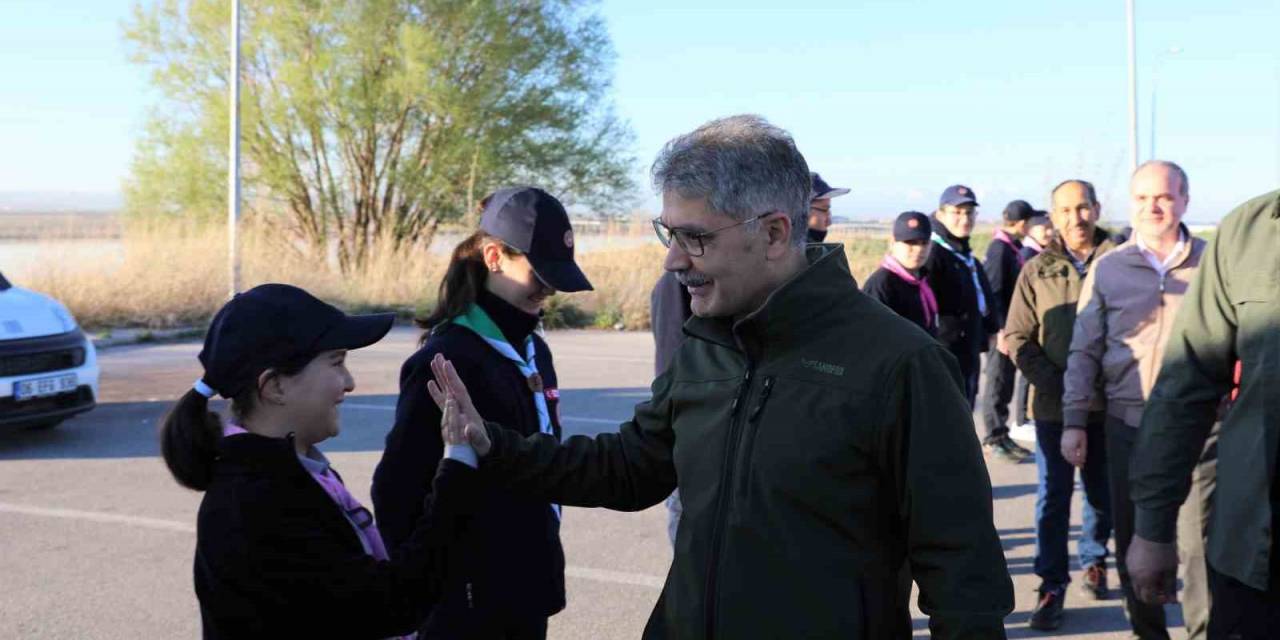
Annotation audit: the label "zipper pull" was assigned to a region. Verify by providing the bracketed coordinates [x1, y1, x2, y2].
[748, 377, 775, 422]
[730, 371, 753, 414]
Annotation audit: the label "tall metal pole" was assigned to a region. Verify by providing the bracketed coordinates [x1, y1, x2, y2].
[1126, 0, 1139, 172]
[1149, 70, 1157, 161]
[228, 0, 242, 298]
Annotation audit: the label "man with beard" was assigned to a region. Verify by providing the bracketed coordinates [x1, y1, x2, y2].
[436, 114, 1013, 638]
[924, 184, 997, 408]
[648, 168, 851, 547]
[1005, 179, 1116, 631]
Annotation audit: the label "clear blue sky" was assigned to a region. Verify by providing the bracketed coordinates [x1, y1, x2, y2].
[1, 0, 1277, 222]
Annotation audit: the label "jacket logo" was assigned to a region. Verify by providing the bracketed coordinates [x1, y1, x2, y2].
[801, 358, 845, 376]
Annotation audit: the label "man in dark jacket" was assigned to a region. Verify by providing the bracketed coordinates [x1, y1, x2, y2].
[1004, 179, 1116, 630]
[651, 169, 851, 546]
[437, 115, 1014, 639]
[980, 200, 1035, 461]
[925, 184, 997, 407]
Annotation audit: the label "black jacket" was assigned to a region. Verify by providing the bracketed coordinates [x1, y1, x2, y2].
[923, 223, 996, 373]
[372, 293, 566, 632]
[650, 271, 692, 376]
[862, 266, 937, 337]
[983, 233, 1024, 329]
[194, 432, 475, 639]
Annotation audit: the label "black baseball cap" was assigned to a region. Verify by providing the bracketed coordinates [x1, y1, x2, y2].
[939, 184, 979, 207]
[1002, 199, 1035, 222]
[197, 284, 394, 399]
[1028, 213, 1052, 228]
[893, 211, 933, 243]
[811, 173, 851, 201]
[480, 186, 593, 293]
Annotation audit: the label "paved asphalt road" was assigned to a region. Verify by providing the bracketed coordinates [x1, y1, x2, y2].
[0, 328, 1190, 639]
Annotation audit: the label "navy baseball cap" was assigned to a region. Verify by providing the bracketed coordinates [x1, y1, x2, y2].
[198, 284, 394, 399]
[811, 173, 851, 200]
[1002, 199, 1035, 222]
[939, 184, 979, 207]
[893, 211, 933, 243]
[480, 186, 593, 293]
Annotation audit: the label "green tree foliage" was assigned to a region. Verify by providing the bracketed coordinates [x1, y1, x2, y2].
[124, 0, 635, 272]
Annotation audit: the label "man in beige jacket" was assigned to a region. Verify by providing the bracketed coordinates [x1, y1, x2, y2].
[1062, 160, 1210, 639]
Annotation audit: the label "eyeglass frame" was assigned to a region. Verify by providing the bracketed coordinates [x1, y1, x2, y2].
[651, 211, 778, 257]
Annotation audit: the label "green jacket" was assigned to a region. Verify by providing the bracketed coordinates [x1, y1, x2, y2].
[1132, 190, 1280, 590]
[1003, 229, 1115, 423]
[480, 244, 1013, 639]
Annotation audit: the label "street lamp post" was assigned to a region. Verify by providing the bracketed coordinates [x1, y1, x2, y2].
[1150, 47, 1182, 160]
[1126, 0, 1138, 172]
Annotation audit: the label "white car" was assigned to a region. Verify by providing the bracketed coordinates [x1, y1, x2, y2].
[0, 271, 98, 430]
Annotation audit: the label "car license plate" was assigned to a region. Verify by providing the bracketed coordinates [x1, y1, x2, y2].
[15, 373, 78, 401]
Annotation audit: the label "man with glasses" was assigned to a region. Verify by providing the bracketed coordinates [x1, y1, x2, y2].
[648, 169, 850, 547]
[925, 185, 997, 408]
[435, 115, 1013, 638]
[806, 172, 850, 242]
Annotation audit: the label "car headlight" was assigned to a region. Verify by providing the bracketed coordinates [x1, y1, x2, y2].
[51, 303, 78, 332]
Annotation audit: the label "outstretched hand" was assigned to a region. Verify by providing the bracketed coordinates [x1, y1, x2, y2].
[426, 354, 492, 457]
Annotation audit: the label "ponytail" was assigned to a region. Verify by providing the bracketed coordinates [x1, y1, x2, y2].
[160, 389, 223, 491]
[415, 230, 521, 343]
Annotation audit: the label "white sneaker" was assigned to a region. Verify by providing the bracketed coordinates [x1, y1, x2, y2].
[1010, 422, 1037, 444]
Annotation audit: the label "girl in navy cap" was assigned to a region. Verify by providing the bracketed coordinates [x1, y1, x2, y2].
[862, 211, 940, 336]
[372, 186, 592, 640]
[159, 283, 479, 639]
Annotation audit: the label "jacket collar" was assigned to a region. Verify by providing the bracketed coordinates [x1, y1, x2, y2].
[1039, 227, 1115, 267]
[1113, 223, 1200, 270]
[683, 244, 856, 361]
[215, 431, 307, 477]
[929, 216, 972, 254]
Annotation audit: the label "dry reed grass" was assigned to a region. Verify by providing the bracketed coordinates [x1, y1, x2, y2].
[23, 220, 989, 332]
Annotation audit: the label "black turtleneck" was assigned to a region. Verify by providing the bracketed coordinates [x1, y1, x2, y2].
[807, 228, 828, 243]
[930, 216, 973, 255]
[476, 289, 541, 349]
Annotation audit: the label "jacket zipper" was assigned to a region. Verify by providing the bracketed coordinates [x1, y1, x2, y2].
[704, 366, 755, 640]
[1149, 272, 1168, 392]
[736, 377, 776, 500]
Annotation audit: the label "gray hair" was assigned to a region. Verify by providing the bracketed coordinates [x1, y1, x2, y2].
[1132, 160, 1189, 197]
[650, 114, 811, 245]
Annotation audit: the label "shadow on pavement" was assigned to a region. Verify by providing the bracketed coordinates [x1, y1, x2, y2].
[0, 388, 646, 461]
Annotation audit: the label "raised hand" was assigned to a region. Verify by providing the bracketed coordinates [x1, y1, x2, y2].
[425, 353, 492, 456]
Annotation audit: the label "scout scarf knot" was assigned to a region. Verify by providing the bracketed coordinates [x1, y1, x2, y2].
[931, 232, 989, 316]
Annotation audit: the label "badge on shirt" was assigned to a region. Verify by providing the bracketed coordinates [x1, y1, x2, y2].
[527, 373, 544, 393]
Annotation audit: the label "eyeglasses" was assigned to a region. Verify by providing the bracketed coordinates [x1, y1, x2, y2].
[652, 212, 774, 257]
